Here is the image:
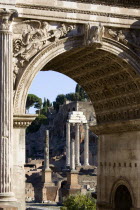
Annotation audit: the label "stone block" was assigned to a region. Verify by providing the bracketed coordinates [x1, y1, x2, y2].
[42, 169, 53, 184]
[0, 206, 18, 210]
[67, 171, 81, 189]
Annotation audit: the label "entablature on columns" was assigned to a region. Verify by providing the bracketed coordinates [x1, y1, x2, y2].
[90, 119, 140, 135]
[13, 114, 37, 128]
[11, 0, 140, 27]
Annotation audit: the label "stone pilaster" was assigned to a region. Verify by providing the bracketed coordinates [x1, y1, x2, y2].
[66, 122, 70, 167]
[84, 123, 89, 166]
[0, 9, 16, 202]
[70, 139, 75, 171]
[75, 123, 81, 166]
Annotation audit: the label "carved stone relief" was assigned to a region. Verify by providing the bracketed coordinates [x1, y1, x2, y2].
[105, 27, 140, 56]
[84, 23, 104, 46]
[12, 20, 80, 89]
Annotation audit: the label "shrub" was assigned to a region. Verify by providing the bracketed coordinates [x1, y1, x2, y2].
[60, 194, 96, 210]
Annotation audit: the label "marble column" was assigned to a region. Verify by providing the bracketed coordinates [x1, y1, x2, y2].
[44, 130, 50, 170]
[42, 130, 53, 184]
[84, 124, 89, 166]
[0, 10, 16, 201]
[66, 122, 70, 167]
[70, 139, 75, 171]
[75, 123, 81, 166]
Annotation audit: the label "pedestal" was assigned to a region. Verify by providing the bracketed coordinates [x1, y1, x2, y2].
[67, 170, 81, 189]
[42, 169, 54, 186]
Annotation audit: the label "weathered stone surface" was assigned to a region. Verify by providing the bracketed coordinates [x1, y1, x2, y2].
[0, 1, 140, 209]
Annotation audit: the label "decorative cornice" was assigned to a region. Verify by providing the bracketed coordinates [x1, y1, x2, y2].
[59, 0, 140, 9]
[16, 4, 140, 21]
[90, 119, 140, 134]
[13, 114, 38, 128]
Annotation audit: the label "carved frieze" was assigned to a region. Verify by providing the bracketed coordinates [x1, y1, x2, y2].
[13, 20, 80, 89]
[84, 23, 104, 47]
[105, 27, 140, 56]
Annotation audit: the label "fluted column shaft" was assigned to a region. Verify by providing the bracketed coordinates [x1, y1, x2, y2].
[66, 122, 70, 167]
[70, 139, 75, 171]
[84, 124, 89, 166]
[0, 10, 15, 201]
[44, 130, 50, 170]
[75, 123, 80, 166]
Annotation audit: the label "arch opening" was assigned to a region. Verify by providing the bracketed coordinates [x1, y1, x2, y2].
[114, 185, 132, 210]
[14, 38, 140, 126]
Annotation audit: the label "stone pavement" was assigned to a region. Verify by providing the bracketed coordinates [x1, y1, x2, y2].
[26, 203, 60, 210]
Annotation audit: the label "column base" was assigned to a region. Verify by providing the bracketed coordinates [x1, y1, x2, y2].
[0, 193, 16, 202]
[76, 163, 81, 167]
[83, 163, 89, 167]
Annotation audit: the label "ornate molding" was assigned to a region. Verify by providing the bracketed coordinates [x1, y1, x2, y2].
[110, 177, 136, 208]
[84, 23, 104, 47]
[13, 114, 37, 128]
[16, 3, 140, 21]
[0, 8, 17, 31]
[90, 119, 140, 135]
[13, 35, 83, 113]
[13, 20, 81, 89]
[59, 0, 140, 8]
[105, 27, 140, 56]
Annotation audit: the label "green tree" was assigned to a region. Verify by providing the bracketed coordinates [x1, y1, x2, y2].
[26, 114, 48, 133]
[26, 94, 42, 113]
[75, 84, 89, 101]
[75, 84, 81, 93]
[53, 94, 66, 111]
[47, 99, 52, 107]
[61, 194, 96, 210]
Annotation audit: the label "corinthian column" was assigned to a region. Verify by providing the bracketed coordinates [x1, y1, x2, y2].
[66, 122, 70, 167]
[0, 9, 16, 201]
[75, 123, 81, 166]
[70, 139, 75, 171]
[84, 124, 89, 166]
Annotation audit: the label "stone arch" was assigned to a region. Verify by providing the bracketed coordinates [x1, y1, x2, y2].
[14, 36, 140, 125]
[110, 177, 136, 208]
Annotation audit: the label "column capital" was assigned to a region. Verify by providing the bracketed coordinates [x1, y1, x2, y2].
[13, 114, 38, 128]
[0, 9, 17, 31]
